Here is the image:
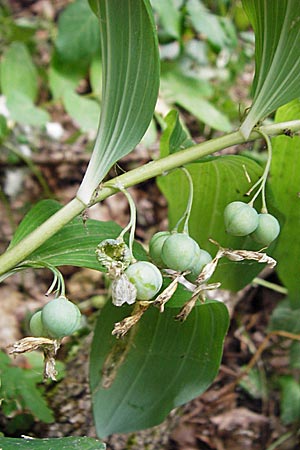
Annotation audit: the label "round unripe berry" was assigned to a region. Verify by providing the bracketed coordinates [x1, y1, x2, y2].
[251, 213, 280, 246]
[224, 201, 258, 236]
[161, 233, 200, 272]
[186, 249, 213, 282]
[30, 311, 48, 337]
[149, 231, 171, 266]
[125, 261, 163, 300]
[41, 296, 81, 339]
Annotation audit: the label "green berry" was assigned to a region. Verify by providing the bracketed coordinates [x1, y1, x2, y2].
[224, 201, 258, 236]
[186, 249, 213, 282]
[41, 296, 81, 339]
[251, 213, 280, 246]
[125, 261, 163, 300]
[149, 231, 171, 266]
[161, 233, 200, 272]
[29, 310, 48, 337]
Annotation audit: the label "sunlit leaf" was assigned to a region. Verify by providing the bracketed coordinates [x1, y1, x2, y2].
[63, 90, 101, 132]
[90, 301, 229, 437]
[77, 0, 160, 204]
[0, 42, 38, 102]
[240, 0, 300, 138]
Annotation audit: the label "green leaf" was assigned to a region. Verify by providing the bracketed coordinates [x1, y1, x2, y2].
[90, 57, 102, 97]
[10, 200, 147, 270]
[268, 299, 300, 334]
[270, 100, 300, 308]
[0, 365, 54, 423]
[240, 0, 300, 138]
[49, 51, 85, 100]
[55, 0, 101, 65]
[0, 42, 38, 102]
[279, 376, 300, 425]
[77, 0, 160, 204]
[0, 437, 106, 450]
[6, 92, 49, 127]
[289, 341, 300, 369]
[63, 90, 101, 132]
[151, 0, 182, 40]
[160, 64, 231, 132]
[90, 301, 229, 437]
[0, 114, 9, 142]
[187, 0, 237, 51]
[158, 155, 264, 291]
[160, 110, 194, 157]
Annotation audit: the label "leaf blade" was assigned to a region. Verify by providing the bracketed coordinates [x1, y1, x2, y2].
[240, 0, 300, 138]
[77, 0, 160, 203]
[90, 301, 229, 437]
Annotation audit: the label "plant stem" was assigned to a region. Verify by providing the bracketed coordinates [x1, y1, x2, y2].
[0, 120, 299, 277]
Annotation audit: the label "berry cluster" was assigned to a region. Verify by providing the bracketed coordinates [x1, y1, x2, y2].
[30, 296, 81, 339]
[149, 231, 212, 282]
[224, 201, 280, 246]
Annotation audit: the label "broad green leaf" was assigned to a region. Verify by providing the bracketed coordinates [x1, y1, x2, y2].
[6, 92, 49, 127]
[187, 0, 237, 51]
[289, 341, 300, 369]
[240, 0, 300, 138]
[49, 51, 85, 100]
[0, 42, 38, 102]
[90, 301, 229, 437]
[158, 155, 268, 291]
[90, 57, 102, 97]
[270, 100, 300, 308]
[160, 64, 231, 132]
[10, 200, 147, 271]
[160, 110, 194, 157]
[55, 0, 101, 65]
[268, 299, 300, 334]
[279, 376, 300, 425]
[0, 114, 9, 142]
[0, 437, 106, 450]
[0, 365, 53, 423]
[63, 90, 101, 132]
[151, 0, 182, 40]
[77, 0, 160, 204]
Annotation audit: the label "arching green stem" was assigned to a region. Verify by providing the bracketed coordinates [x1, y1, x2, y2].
[116, 184, 137, 261]
[0, 120, 299, 277]
[173, 167, 194, 234]
[247, 129, 273, 213]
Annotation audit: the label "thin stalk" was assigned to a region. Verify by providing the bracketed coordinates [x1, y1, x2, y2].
[252, 277, 288, 295]
[0, 120, 299, 277]
[247, 129, 273, 212]
[117, 185, 137, 260]
[174, 167, 194, 234]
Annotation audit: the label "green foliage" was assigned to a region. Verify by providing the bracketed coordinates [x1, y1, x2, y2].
[240, 0, 300, 137]
[0, 350, 54, 427]
[0, 42, 49, 126]
[279, 376, 300, 425]
[0, 436, 106, 449]
[77, 0, 160, 204]
[158, 154, 264, 291]
[90, 301, 229, 437]
[160, 110, 194, 157]
[55, 0, 101, 66]
[270, 100, 300, 308]
[9, 200, 147, 271]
